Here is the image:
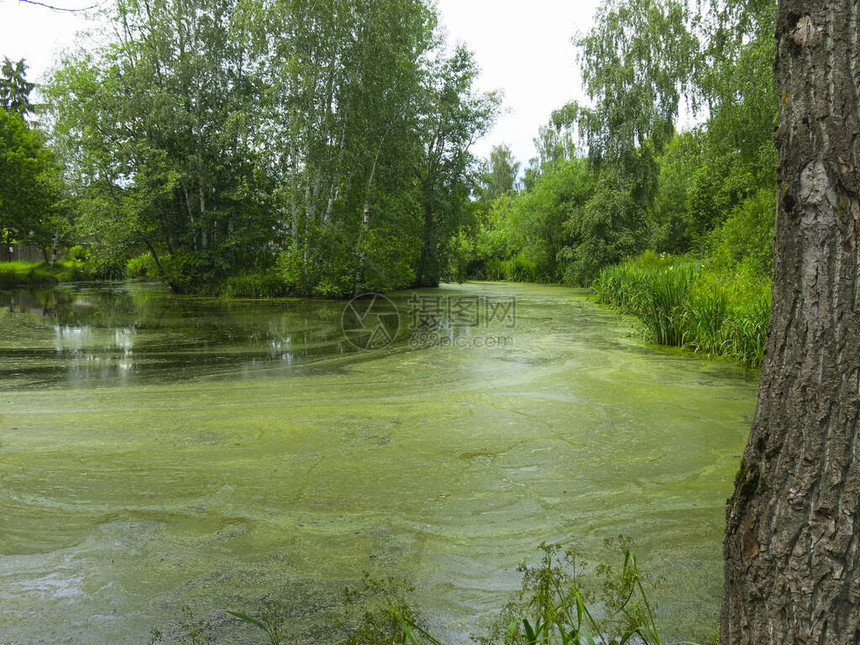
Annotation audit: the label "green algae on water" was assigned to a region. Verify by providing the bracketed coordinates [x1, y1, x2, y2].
[0, 283, 756, 643]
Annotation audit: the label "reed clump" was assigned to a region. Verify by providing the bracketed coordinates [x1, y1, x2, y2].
[593, 252, 770, 367]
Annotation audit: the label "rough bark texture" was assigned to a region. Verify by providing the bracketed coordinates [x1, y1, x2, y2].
[721, 1, 860, 643]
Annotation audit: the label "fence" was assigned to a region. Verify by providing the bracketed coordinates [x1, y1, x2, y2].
[1, 244, 44, 263]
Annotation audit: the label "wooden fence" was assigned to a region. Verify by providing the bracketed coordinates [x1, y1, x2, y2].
[0, 244, 44, 263]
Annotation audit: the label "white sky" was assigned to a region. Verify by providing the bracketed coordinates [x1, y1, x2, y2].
[0, 0, 601, 166]
[434, 0, 599, 164]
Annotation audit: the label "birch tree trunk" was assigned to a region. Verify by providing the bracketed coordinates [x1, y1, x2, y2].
[721, 1, 860, 642]
[353, 128, 388, 294]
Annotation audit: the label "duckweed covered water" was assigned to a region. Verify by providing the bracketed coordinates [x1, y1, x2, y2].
[0, 282, 757, 643]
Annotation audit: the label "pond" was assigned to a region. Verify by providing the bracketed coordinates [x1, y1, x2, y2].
[0, 282, 757, 643]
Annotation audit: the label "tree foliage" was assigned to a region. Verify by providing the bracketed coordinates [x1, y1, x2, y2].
[460, 0, 777, 287]
[563, 0, 698, 167]
[48, 0, 497, 294]
[478, 144, 521, 201]
[0, 58, 36, 117]
[0, 107, 64, 256]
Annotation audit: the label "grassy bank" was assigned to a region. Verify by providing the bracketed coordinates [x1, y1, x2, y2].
[0, 261, 83, 289]
[593, 252, 771, 367]
[2, 255, 342, 299]
[1, 250, 158, 290]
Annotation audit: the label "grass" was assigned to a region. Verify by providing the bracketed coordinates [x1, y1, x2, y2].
[593, 252, 771, 367]
[0, 260, 83, 289]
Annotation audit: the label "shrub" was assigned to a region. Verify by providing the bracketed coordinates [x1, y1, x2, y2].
[276, 246, 320, 296]
[67, 245, 90, 262]
[709, 188, 775, 279]
[127, 253, 161, 280]
[77, 254, 127, 281]
[505, 255, 538, 283]
[484, 258, 507, 281]
[222, 272, 291, 298]
[163, 248, 208, 293]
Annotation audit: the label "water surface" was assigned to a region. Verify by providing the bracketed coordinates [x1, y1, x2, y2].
[0, 282, 757, 643]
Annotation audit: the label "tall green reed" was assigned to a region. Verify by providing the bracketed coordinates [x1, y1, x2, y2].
[593, 254, 770, 367]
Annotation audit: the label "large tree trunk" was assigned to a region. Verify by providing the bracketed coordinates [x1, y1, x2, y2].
[721, 1, 860, 643]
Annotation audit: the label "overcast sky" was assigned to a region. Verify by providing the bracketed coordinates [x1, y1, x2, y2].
[0, 0, 601, 166]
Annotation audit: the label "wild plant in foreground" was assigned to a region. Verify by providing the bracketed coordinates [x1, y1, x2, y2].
[156, 541, 703, 645]
[480, 540, 668, 645]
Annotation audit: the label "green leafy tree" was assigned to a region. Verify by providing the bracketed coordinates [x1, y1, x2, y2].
[413, 45, 498, 288]
[522, 123, 577, 191]
[478, 144, 520, 202]
[512, 157, 595, 282]
[0, 108, 64, 258]
[561, 0, 698, 170]
[649, 129, 704, 253]
[694, 0, 777, 268]
[456, 0, 777, 288]
[0, 58, 36, 117]
[50, 0, 495, 295]
[263, 0, 440, 295]
[549, 0, 698, 280]
[560, 168, 644, 285]
[48, 0, 275, 288]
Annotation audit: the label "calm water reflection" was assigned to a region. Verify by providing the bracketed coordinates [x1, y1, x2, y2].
[0, 285, 362, 389]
